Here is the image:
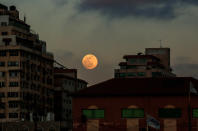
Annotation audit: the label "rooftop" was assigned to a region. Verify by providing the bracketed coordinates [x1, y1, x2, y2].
[123, 55, 160, 61]
[73, 77, 198, 97]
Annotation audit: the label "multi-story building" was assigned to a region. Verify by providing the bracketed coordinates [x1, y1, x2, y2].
[54, 67, 87, 130]
[114, 48, 176, 78]
[73, 77, 198, 131]
[0, 4, 54, 122]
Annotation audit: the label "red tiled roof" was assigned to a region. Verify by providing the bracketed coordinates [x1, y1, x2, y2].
[73, 77, 198, 97]
[123, 55, 160, 61]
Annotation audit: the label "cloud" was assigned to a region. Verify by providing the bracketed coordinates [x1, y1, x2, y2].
[1, 0, 198, 85]
[78, 0, 198, 19]
[173, 64, 198, 78]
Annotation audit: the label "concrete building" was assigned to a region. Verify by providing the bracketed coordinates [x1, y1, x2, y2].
[115, 48, 176, 78]
[54, 67, 87, 130]
[0, 4, 54, 122]
[73, 77, 198, 131]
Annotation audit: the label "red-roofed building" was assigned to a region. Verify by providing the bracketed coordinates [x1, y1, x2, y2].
[115, 48, 176, 78]
[73, 77, 198, 131]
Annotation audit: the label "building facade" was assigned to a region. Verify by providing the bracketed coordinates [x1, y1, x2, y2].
[73, 77, 198, 131]
[115, 48, 176, 78]
[0, 4, 54, 122]
[54, 68, 87, 130]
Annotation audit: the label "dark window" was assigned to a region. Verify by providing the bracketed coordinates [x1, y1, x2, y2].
[158, 108, 181, 118]
[8, 92, 18, 97]
[0, 62, 5, 67]
[9, 71, 18, 77]
[1, 22, 7, 26]
[122, 109, 144, 118]
[8, 61, 19, 66]
[9, 50, 18, 56]
[9, 82, 19, 87]
[0, 113, 5, 118]
[0, 72, 5, 77]
[82, 109, 104, 119]
[9, 101, 18, 108]
[3, 38, 11, 45]
[0, 92, 5, 98]
[1, 32, 8, 36]
[9, 113, 18, 118]
[152, 72, 162, 77]
[0, 82, 5, 88]
[0, 51, 6, 56]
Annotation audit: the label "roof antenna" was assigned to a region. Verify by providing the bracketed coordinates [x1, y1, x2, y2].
[24, 14, 26, 23]
[158, 40, 162, 48]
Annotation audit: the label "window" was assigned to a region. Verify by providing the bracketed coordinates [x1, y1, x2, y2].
[3, 38, 11, 45]
[9, 71, 18, 77]
[129, 59, 137, 64]
[1, 22, 7, 26]
[122, 109, 144, 118]
[0, 72, 5, 77]
[193, 109, 198, 118]
[139, 58, 146, 64]
[1, 32, 8, 36]
[9, 113, 18, 118]
[137, 72, 145, 77]
[120, 73, 126, 78]
[0, 51, 6, 56]
[0, 82, 5, 88]
[0, 113, 5, 118]
[0, 62, 5, 67]
[9, 101, 18, 108]
[127, 72, 136, 77]
[0, 92, 5, 98]
[8, 92, 18, 98]
[9, 82, 19, 87]
[9, 50, 18, 56]
[8, 61, 19, 66]
[152, 72, 162, 77]
[82, 109, 104, 119]
[158, 108, 181, 118]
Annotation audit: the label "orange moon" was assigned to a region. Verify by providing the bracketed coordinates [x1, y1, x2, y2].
[82, 54, 98, 69]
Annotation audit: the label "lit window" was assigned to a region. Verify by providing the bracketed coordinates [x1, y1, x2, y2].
[82, 109, 104, 119]
[158, 108, 181, 118]
[137, 72, 145, 76]
[122, 109, 144, 118]
[193, 109, 198, 118]
[127, 72, 136, 77]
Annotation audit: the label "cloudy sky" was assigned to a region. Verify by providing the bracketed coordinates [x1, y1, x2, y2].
[1, 0, 198, 85]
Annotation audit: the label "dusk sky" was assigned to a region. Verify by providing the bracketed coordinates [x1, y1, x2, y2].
[2, 0, 198, 85]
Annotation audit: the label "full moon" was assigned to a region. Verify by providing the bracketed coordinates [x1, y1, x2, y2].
[82, 54, 98, 70]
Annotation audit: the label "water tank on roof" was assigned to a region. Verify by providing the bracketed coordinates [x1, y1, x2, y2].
[10, 5, 16, 11]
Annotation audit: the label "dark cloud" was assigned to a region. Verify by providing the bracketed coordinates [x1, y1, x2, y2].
[78, 0, 198, 19]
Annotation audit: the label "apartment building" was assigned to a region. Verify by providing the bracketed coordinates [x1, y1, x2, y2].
[0, 4, 54, 122]
[54, 67, 87, 130]
[115, 48, 176, 78]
